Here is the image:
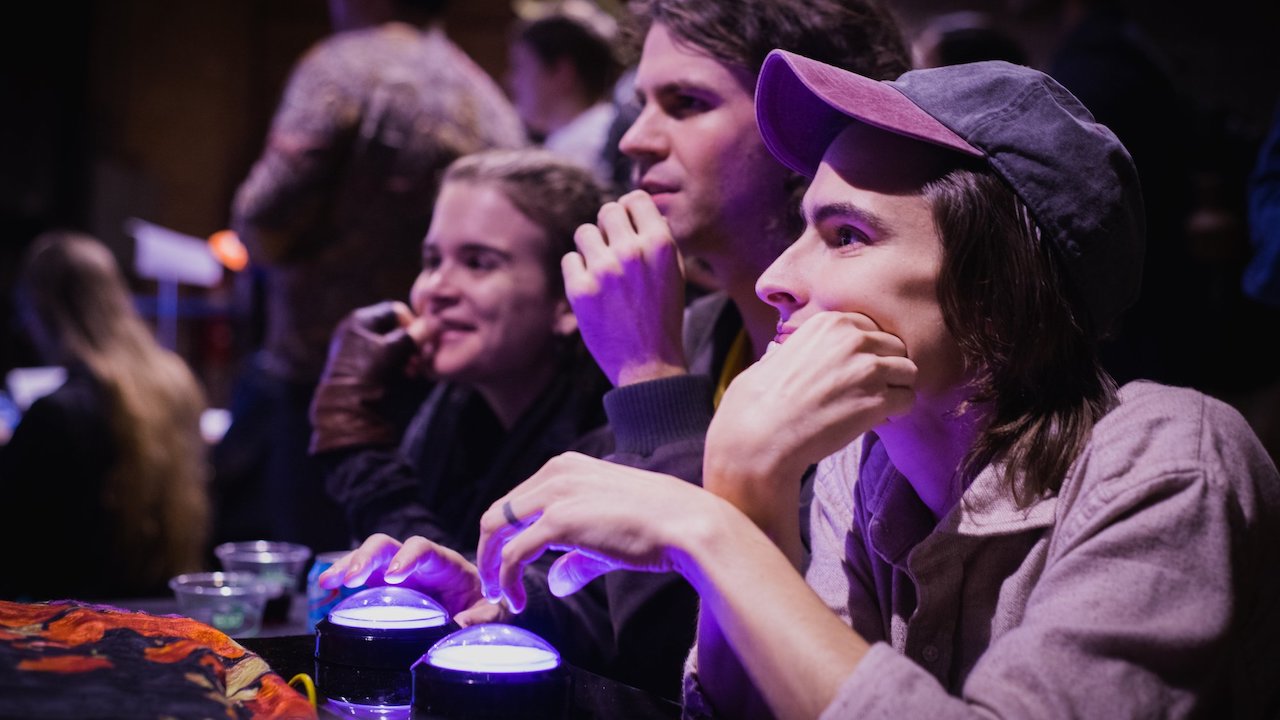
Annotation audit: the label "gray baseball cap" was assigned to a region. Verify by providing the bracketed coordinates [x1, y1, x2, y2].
[755, 49, 1145, 340]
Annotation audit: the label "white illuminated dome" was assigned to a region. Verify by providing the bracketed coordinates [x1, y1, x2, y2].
[426, 624, 560, 673]
[328, 587, 449, 630]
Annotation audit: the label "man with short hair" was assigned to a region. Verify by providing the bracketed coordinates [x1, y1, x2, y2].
[565, 0, 911, 697]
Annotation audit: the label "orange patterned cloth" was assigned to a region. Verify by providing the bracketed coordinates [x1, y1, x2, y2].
[0, 600, 316, 719]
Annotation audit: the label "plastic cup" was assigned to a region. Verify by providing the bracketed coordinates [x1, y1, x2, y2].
[169, 571, 272, 637]
[214, 541, 311, 622]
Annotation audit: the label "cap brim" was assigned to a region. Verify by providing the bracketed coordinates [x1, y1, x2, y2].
[756, 50, 983, 177]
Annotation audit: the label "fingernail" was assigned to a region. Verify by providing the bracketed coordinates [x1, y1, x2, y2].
[387, 561, 401, 574]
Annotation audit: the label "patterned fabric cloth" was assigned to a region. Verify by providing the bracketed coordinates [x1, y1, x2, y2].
[0, 600, 316, 719]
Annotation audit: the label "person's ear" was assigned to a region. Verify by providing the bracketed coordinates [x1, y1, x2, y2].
[553, 299, 578, 337]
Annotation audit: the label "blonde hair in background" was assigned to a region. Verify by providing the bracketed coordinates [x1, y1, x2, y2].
[18, 231, 211, 591]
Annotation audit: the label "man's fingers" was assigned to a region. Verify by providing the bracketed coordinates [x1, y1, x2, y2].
[789, 312, 910, 360]
[454, 599, 508, 628]
[596, 201, 641, 255]
[384, 535, 439, 583]
[881, 356, 918, 388]
[475, 459, 568, 593]
[495, 521, 558, 614]
[476, 511, 530, 601]
[618, 191, 670, 242]
[324, 533, 401, 588]
[475, 454, 594, 605]
[548, 551, 618, 597]
[573, 223, 616, 271]
[561, 251, 596, 300]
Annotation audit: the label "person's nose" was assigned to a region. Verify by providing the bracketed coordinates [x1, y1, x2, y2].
[618, 103, 669, 165]
[755, 237, 809, 316]
[410, 264, 461, 315]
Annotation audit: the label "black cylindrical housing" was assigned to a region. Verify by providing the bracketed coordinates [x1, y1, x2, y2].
[314, 617, 456, 706]
[412, 661, 570, 719]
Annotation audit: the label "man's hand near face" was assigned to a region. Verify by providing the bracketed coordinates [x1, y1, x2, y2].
[562, 191, 690, 387]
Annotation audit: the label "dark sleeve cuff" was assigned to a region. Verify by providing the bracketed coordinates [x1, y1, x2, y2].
[603, 374, 715, 456]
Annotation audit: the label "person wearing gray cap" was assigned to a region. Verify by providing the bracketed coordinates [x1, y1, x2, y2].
[470, 51, 1280, 718]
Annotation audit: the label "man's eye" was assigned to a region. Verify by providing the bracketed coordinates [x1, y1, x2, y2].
[669, 94, 710, 117]
[833, 226, 867, 248]
[421, 254, 441, 270]
[465, 254, 500, 271]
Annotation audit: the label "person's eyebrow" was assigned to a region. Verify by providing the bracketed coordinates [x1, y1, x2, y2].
[422, 242, 513, 261]
[807, 201, 894, 239]
[646, 78, 718, 100]
[457, 242, 512, 259]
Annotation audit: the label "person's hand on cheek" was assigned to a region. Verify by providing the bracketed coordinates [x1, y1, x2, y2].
[703, 311, 916, 549]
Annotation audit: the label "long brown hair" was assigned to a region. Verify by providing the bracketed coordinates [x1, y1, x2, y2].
[18, 232, 210, 590]
[927, 168, 1118, 503]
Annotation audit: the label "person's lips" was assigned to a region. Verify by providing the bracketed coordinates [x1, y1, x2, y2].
[638, 178, 679, 205]
[772, 322, 798, 345]
[639, 180, 678, 194]
[432, 317, 476, 345]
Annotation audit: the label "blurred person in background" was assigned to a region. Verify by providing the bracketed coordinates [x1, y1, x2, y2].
[217, 0, 526, 554]
[1047, 0, 1261, 391]
[1238, 99, 1280, 468]
[508, 0, 623, 188]
[1, 232, 209, 600]
[1245, 98, 1280, 310]
[1049, 0, 1280, 472]
[912, 11, 1028, 69]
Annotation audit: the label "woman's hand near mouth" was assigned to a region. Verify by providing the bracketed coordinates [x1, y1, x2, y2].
[309, 300, 435, 453]
[403, 310, 440, 379]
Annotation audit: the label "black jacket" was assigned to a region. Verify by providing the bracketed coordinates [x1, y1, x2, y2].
[0, 367, 127, 600]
